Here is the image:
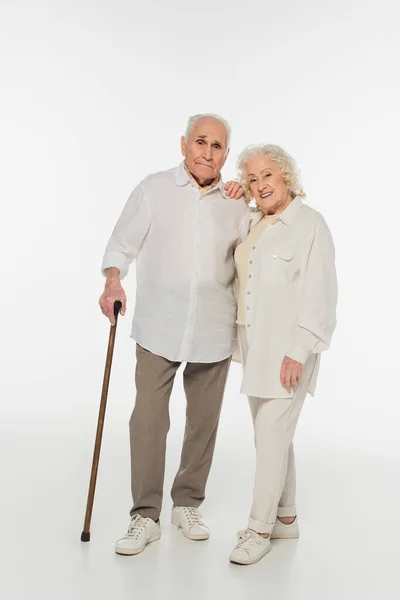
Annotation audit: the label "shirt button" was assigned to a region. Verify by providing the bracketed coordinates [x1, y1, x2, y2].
[252, 246, 255, 250]
[247, 291, 250, 295]
[247, 324, 251, 328]
[273, 254, 277, 259]
[249, 260, 253, 264]
[246, 306, 250, 310]
[248, 274, 252, 278]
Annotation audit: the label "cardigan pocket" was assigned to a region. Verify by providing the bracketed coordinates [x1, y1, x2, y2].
[262, 246, 295, 284]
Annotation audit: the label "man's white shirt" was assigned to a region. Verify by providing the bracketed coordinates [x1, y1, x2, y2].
[102, 162, 249, 362]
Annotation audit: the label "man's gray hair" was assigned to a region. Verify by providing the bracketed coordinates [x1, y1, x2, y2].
[184, 113, 231, 151]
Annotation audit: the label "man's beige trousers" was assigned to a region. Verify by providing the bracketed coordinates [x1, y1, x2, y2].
[129, 344, 231, 521]
[239, 326, 317, 534]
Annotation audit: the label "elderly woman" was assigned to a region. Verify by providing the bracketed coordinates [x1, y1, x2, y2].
[228, 145, 337, 565]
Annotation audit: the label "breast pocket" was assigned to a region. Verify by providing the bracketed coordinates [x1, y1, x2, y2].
[262, 245, 295, 285]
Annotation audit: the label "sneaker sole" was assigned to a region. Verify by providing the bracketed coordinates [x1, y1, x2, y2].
[270, 532, 299, 539]
[172, 523, 210, 540]
[229, 544, 271, 565]
[181, 528, 209, 541]
[115, 532, 161, 556]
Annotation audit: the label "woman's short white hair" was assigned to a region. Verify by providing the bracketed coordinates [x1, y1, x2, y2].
[237, 144, 305, 201]
[185, 113, 231, 152]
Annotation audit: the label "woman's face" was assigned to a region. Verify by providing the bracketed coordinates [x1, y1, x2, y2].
[246, 154, 292, 215]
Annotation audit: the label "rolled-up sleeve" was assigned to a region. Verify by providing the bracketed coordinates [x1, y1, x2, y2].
[101, 182, 151, 279]
[286, 216, 338, 364]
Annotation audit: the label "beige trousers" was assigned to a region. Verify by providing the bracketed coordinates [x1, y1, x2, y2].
[129, 344, 231, 522]
[239, 326, 316, 534]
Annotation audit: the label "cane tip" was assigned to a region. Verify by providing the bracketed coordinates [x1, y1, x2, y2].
[81, 531, 90, 542]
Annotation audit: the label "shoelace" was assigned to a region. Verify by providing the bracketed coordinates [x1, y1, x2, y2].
[182, 507, 205, 527]
[126, 515, 146, 539]
[235, 529, 262, 551]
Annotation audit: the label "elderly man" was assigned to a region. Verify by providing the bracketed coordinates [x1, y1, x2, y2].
[99, 114, 247, 556]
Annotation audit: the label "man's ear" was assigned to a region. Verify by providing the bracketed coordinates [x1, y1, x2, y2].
[223, 147, 230, 166]
[180, 136, 186, 157]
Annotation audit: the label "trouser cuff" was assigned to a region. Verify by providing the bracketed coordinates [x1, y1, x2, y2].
[277, 504, 297, 518]
[248, 517, 275, 534]
[171, 498, 203, 509]
[130, 508, 160, 522]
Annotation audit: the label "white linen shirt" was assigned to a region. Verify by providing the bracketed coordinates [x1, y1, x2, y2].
[236, 197, 337, 399]
[101, 162, 249, 362]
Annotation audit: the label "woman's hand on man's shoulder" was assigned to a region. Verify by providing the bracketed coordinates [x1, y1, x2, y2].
[224, 181, 249, 202]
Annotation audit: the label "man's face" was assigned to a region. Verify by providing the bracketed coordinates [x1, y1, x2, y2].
[181, 118, 229, 185]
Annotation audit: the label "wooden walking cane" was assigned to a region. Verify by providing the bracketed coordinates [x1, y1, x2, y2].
[81, 300, 122, 542]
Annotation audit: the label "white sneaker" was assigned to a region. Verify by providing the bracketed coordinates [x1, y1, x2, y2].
[115, 514, 161, 555]
[270, 517, 299, 539]
[171, 506, 210, 540]
[229, 529, 271, 565]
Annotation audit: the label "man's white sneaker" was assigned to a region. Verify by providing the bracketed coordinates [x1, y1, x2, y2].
[171, 506, 210, 540]
[270, 517, 299, 539]
[229, 529, 271, 565]
[115, 514, 161, 555]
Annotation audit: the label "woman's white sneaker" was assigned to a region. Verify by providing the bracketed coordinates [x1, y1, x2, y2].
[115, 514, 161, 555]
[229, 529, 271, 565]
[270, 517, 299, 539]
[171, 506, 210, 540]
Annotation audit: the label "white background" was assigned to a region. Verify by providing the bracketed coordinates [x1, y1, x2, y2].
[1, 1, 399, 598]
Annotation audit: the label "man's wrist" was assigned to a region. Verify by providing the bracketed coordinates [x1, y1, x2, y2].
[104, 267, 121, 284]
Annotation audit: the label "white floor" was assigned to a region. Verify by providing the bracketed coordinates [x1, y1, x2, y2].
[2, 364, 400, 600]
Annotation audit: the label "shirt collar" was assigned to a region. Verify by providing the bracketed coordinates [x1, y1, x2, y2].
[277, 196, 303, 227]
[175, 161, 225, 196]
[250, 196, 303, 228]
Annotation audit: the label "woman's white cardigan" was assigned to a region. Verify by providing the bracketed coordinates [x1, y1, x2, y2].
[236, 197, 338, 399]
